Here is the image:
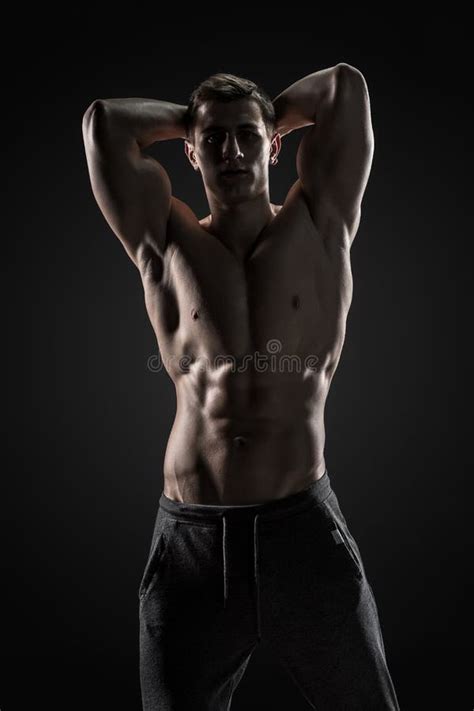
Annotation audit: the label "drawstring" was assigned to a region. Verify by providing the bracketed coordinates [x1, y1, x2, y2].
[222, 514, 228, 607]
[254, 513, 261, 640]
[221, 511, 261, 639]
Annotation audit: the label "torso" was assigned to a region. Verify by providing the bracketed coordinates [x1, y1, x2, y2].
[139, 181, 353, 504]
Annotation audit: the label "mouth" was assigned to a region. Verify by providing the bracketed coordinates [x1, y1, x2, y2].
[220, 169, 249, 178]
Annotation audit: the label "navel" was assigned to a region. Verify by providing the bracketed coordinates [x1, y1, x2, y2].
[292, 294, 300, 310]
[191, 308, 200, 320]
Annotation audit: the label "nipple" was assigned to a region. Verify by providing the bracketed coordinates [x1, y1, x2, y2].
[233, 436, 247, 448]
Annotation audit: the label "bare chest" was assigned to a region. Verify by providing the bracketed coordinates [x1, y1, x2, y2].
[140, 206, 352, 379]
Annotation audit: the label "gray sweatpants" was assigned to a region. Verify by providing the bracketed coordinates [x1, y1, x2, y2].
[138, 469, 401, 710]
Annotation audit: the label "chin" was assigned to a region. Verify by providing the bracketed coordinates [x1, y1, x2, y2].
[223, 189, 255, 203]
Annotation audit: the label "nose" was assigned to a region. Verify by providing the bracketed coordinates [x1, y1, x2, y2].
[222, 133, 244, 161]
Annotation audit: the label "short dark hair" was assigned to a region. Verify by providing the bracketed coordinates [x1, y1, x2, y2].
[184, 73, 275, 141]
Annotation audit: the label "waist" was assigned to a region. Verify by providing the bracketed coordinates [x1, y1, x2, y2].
[159, 468, 332, 525]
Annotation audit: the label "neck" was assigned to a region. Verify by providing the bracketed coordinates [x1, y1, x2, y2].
[203, 192, 280, 260]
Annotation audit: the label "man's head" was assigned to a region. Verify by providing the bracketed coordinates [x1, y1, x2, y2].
[183, 73, 281, 206]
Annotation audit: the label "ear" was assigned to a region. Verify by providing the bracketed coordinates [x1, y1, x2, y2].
[270, 132, 282, 165]
[184, 140, 200, 172]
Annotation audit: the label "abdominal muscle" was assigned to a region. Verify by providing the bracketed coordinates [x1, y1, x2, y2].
[162, 368, 328, 505]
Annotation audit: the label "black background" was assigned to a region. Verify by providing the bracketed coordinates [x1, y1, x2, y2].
[3, 20, 469, 710]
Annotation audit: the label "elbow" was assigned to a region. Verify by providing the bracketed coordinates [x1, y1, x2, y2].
[82, 99, 107, 130]
[337, 63, 368, 92]
[336, 63, 371, 117]
[337, 63, 364, 79]
[82, 99, 110, 146]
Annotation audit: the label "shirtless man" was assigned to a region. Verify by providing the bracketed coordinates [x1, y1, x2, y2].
[82, 65, 400, 710]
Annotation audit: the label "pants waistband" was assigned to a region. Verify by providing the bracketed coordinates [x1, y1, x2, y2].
[158, 469, 332, 624]
[158, 469, 332, 523]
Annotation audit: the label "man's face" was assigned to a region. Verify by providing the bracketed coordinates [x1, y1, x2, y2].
[185, 98, 280, 205]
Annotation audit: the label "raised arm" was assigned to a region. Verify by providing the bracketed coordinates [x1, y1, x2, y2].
[82, 98, 188, 269]
[273, 63, 374, 252]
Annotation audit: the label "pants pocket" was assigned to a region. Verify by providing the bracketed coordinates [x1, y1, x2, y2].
[321, 496, 364, 581]
[138, 514, 173, 603]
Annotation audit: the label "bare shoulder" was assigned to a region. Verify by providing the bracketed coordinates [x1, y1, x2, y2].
[165, 196, 203, 241]
[139, 196, 199, 271]
[169, 196, 199, 224]
[277, 180, 319, 232]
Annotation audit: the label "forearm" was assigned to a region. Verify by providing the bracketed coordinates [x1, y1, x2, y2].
[83, 98, 188, 149]
[272, 63, 348, 136]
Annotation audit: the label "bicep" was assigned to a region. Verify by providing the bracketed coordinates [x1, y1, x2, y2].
[82, 101, 172, 268]
[296, 65, 375, 250]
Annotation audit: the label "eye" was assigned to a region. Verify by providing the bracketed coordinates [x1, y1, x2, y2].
[205, 130, 258, 144]
[205, 133, 223, 144]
